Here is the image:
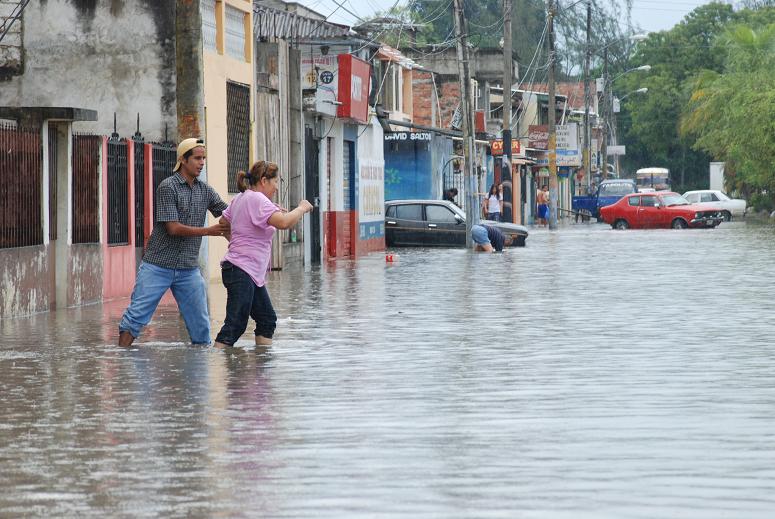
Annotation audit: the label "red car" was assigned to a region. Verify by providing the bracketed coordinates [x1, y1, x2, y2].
[599, 192, 725, 229]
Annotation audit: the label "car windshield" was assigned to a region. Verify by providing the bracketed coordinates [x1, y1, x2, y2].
[600, 183, 635, 196]
[661, 194, 689, 206]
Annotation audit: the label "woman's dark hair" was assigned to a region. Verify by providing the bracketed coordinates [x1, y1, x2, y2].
[236, 160, 279, 193]
[489, 184, 498, 196]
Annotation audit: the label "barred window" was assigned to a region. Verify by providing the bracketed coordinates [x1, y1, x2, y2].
[106, 137, 129, 246]
[226, 81, 251, 193]
[201, 0, 217, 52]
[0, 123, 42, 248]
[225, 5, 246, 61]
[71, 134, 101, 244]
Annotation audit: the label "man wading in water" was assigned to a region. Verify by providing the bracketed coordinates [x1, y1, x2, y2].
[118, 138, 229, 347]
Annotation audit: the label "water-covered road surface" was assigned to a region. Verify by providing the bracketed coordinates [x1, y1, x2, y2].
[2, 221, 775, 518]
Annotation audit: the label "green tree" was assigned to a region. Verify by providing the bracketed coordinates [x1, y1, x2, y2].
[681, 24, 775, 198]
[617, 2, 735, 191]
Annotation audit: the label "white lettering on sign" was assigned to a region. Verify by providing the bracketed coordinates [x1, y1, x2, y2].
[352, 75, 362, 102]
[384, 132, 431, 141]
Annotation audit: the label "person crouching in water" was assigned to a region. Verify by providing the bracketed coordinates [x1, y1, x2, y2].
[471, 224, 512, 252]
[214, 161, 313, 349]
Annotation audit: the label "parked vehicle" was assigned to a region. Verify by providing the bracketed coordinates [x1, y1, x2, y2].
[599, 192, 725, 230]
[682, 190, 747, 221]
[572, 179, 638, 220]
[636, 167, 670, 191]
[385, 200, 528, 247]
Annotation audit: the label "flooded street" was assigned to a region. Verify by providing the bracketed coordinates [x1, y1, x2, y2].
[2, 221, 775, 518]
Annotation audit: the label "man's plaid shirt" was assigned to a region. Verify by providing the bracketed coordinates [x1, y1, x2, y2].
[143, 173, 228, 269]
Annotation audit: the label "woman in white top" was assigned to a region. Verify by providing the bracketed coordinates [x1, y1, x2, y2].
[485, 183, 503, 222]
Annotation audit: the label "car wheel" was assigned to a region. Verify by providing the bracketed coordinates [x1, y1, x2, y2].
[722, 211, 732, 222]
[613, 219, 629, 230]
[671, 218, 688, 229]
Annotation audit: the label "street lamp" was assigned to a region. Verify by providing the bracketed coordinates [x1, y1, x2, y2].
[599, 58, 650, 179]
[611, 87, 648, 176]
[584, 31, 650, 185]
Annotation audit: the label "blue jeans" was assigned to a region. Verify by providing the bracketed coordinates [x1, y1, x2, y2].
[487, 212, 500, 222]
[215, 261, 276, 346]
[119, 262, 211, 344]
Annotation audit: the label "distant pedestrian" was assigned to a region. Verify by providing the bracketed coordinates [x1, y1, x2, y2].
[484, 183, 503, 221]
[471, 224, 512, 252]
[443, 187, 459, 206]
[536, 184, 549, 226]
[214, 161, 313, 349]
[118, 138, 230, 347]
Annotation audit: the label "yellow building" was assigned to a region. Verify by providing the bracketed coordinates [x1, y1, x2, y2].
[200, 0, 256, 281]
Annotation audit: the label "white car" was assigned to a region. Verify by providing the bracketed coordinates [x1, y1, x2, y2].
[682, 190, 747, 221]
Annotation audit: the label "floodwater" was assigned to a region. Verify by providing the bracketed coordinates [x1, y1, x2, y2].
[2, 220, 775, 518]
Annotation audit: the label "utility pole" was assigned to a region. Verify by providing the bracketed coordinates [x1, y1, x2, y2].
[547, 0, 558, 230]
[601, 47, 609, 180]
[452, 0, 476, 246]
[502, 0, 514, 223]
[583, 0, 592, 190]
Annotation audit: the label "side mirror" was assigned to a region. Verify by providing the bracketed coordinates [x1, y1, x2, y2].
[454, 214, 463, 223]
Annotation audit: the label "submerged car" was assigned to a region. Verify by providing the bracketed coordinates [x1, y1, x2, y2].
[599, 192, 725, 230]
[682, 190, 747, 221]
[385, 200, 528, 247]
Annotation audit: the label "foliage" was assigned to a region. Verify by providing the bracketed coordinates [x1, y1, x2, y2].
[681, 22, 775, 194]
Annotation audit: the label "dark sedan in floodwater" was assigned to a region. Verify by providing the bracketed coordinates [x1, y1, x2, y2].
[385, 199, 528, 247]
[599, 192, 725, 230]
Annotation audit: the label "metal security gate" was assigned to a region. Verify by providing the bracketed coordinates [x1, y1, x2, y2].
[304, 127, 321, 264]
[71, 134, 100, 244]
[0, 123, 42, 248]
[227, 81, 250, 193]
[151, 141, 176, 222]
[48, 124, 58, 242]
[107, 135, 129, 245]
[133, 130, 145, 246]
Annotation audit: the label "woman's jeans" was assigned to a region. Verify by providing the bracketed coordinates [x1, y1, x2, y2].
[486, 212, 501, 222]
[215, 261, 276, 346]
[119, 262, 210, 344]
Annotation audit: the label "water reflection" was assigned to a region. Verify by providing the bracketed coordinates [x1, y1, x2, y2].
[2, 221, 775, 517]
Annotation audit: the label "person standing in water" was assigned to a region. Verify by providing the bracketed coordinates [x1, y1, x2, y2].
[214, 161, 312, 349]
[118, 138, 229, 347]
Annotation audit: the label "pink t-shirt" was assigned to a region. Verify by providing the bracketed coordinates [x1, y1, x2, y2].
[222, 190, 279, 287]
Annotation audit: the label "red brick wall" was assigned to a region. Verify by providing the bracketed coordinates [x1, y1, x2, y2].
[412, 71, 462, 130]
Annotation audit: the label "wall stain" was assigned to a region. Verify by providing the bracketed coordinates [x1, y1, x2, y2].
[141, 0, 177, 138]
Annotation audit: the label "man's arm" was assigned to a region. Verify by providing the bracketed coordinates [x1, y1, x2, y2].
[166, 220, 229, 237]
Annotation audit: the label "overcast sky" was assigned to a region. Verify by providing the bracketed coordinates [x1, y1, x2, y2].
[292, 0, 718, 33]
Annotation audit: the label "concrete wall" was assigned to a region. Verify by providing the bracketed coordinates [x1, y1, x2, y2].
[0, 0, 177, 141]
[0, 245, 53, 317]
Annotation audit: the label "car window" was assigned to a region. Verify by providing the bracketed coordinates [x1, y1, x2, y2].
[628, 196, 640, 206]
[386, 206, 396, 218]
[599, 183, 636, 196]
[700, 193, 713, 203]
[710, 193, 720, 201]
[641, 196, 657, 207]
[395, 204, 422, 220]
[685, 193, 698, 203]
[425, 204, 458, 223]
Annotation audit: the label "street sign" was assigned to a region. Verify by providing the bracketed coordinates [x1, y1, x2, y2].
[607, 145, 626, 156]
[490, 138, 520, 156]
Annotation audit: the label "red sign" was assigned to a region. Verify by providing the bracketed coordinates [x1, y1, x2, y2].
[337, 54, 371, 124]
[475, 110, 486, 133]
[528, 125, 549, 149]
[490, 139, 521, 156]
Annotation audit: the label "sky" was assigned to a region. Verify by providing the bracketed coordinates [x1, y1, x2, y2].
[292, 0, 721, 33]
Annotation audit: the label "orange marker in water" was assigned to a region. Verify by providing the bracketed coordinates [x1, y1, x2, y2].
[386, 253, 399, 263]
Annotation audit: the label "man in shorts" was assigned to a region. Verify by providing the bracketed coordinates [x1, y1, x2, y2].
[471, 224, 512, 252]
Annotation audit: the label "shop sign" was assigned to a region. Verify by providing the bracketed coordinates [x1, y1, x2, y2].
[337, 54, 371, 124]
[490, 139, 521, 156]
